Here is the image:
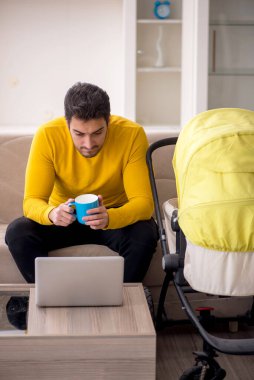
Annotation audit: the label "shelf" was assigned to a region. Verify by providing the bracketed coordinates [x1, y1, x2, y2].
[137, 67, 181, 73]
[137, 19, 182, 24]
[143, 124, 181, 139]
[209, 68, 254, 76]
[143, 125, 181, 135]
[210, 20, 254, 26]
[134, 0, 182, 127]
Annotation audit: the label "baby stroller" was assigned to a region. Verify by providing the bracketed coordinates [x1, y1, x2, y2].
[147, 108, 254, 379]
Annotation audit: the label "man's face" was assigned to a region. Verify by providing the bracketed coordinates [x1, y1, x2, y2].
[69, 117, 108, 158]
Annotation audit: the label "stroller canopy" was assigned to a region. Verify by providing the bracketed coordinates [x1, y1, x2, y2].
[173, 108, 254, 252]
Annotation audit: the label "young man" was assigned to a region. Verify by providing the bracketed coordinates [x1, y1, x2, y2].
[5, 82, 158, 286]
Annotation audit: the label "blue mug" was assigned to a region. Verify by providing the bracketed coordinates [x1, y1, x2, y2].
[69, 194, 99, 224]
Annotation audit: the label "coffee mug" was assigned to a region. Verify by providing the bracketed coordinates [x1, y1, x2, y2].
[69, 194, 99, 224]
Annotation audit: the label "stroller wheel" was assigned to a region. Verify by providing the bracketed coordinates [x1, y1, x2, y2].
[179, 365, 213, 380]
[179, 364, 226, 380]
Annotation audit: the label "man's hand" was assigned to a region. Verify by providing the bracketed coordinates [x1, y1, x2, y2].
[83, 195, 109, 229]
[48, 199, 76, 226]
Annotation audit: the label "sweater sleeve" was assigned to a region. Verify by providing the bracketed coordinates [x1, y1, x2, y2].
[106, 128, 154, 229]
[23, 128, 56, 224]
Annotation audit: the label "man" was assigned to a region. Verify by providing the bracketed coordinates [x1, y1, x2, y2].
[5, 82, 158, 308]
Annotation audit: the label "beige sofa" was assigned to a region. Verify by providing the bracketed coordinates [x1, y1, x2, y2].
[0, 131, 252, 319]
[0, 130, 178, 313]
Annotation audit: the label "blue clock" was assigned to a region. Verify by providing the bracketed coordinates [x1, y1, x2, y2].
[154, 1, 171, 20]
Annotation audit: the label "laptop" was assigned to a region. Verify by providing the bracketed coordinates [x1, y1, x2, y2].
[35, 256, 124, 307]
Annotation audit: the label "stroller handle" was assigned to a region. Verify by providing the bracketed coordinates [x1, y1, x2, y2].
[146, 137, 178, 257]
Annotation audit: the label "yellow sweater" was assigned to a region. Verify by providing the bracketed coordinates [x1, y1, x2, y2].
[24, 115, 154, 228]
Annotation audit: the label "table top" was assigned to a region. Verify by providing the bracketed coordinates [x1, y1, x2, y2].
[27, 283, 155, 337]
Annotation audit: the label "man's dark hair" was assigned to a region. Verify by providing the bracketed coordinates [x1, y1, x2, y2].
[64, 82, 111, 125]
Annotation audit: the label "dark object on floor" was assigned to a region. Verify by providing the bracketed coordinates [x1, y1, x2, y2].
[6, 296, 29, 330]
[179, 351, 226, 379]
[144, 286, 155, 321]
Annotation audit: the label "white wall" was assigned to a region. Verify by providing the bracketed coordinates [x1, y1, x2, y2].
[0, 0, 124, 131]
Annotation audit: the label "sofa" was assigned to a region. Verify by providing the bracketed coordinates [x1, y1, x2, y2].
[0, 130, 177, 308]
[0, 131, 252, 319]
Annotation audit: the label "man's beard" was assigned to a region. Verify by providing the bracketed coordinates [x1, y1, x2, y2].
[79, 146, 100, 158]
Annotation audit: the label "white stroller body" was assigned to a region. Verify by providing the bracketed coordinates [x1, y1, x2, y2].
[163, 199, 254, 297]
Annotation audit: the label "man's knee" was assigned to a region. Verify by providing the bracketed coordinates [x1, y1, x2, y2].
[5, 217, 36, 246]
[118, 220, 158, 267]
[127, 219, 159, 249]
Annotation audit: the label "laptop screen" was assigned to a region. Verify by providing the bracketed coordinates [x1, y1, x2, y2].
[35, 256, 124, 307]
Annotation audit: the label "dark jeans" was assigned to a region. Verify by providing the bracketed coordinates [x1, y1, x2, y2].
[5, 217, 159, 283]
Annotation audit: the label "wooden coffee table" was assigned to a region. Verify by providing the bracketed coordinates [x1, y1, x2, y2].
[0, 283, 156, 380]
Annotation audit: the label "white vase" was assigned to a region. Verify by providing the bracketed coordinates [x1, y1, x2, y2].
[155, 25, 164, 67]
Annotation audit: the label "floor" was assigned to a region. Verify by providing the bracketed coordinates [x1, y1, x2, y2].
[156, 321, 254, 379]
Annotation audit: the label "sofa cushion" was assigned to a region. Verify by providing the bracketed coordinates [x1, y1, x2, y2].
[0, 135, 33, 224]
